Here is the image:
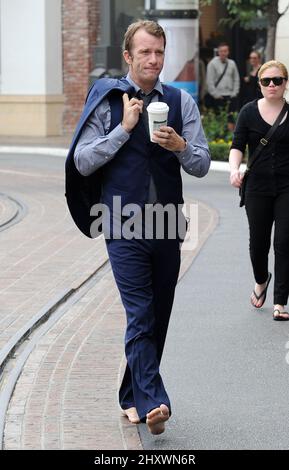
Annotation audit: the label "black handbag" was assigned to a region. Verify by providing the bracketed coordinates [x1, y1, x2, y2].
[239, 101, 289, 207]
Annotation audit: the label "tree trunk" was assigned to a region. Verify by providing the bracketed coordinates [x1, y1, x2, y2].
[265, 25, 276, 60]
[264, 0, 280, 61]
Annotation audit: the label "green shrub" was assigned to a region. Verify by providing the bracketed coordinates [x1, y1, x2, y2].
[209, 142, 230, 161]
[201, 107, 241, 161]
[201, 107, 236, 143]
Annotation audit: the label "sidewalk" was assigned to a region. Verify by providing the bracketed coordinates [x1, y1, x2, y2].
[0, 139, 218, 449]
[0, 135, 72, 148]
[0, 134, 245, 173]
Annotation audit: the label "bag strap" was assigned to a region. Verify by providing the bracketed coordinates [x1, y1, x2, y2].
[247, 101, 289, 170]
[215, 61, 229, 88]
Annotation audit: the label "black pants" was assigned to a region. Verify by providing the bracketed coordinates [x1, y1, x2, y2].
[245, 192, 289, 305]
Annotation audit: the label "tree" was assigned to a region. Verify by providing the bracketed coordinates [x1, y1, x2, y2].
[201, 0, 289, 60]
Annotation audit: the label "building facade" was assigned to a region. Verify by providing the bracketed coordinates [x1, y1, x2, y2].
[0, 0, 288, 137]
[276, 0, 289, 73]
[0, 0, 64, 136]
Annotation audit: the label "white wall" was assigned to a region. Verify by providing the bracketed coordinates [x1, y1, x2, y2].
[276, 0, 289, 71]
[276, 0, 289, 99]
[0, 0, 62, 95]
[45, 0, 62, 94]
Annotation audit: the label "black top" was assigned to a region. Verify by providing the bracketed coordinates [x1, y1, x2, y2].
[231, 99, 289, 196]
[241, 74, 262, 106]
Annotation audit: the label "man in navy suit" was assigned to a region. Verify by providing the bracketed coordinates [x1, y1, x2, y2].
[67, 20, 210, 434]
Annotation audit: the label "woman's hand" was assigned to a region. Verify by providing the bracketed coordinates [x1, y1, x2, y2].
[230, 169, 244, 188]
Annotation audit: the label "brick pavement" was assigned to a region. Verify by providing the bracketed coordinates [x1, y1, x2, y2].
[0, 193, 19, 228]
[3, 204, 217, 448]
[0, 146, 218, 449]
[0, 160, 107, 351]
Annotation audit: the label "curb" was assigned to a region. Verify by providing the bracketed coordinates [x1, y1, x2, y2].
[0, 146, 68, 157]
[0, 260, 110, 450]
[0, 146, 247, 173]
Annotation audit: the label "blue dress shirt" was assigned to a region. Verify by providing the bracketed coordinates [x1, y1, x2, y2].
[74, 74, 210, 178]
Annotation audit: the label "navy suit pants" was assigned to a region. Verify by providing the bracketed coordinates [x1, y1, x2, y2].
[105, 236, 181, 422]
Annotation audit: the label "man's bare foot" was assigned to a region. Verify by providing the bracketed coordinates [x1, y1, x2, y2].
[121, 407, 140, 424]
[146, 404, 170, 435]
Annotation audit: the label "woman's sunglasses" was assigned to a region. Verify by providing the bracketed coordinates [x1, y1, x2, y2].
[259, 76, 287, 87]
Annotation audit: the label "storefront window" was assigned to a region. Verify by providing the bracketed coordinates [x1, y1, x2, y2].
[94, 0, 199, 100]
[94, 0, 145, 77]
[114, 0, 144, 50]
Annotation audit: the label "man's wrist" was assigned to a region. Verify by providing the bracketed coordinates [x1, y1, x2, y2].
[178, 137, 187, 152]
[121, 122, 132, 133]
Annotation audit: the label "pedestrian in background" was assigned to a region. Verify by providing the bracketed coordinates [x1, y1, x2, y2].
[241, 51, 262, 106]
[205, 42, 240, 113]
[66, 19, 210, 434]
[229, 60, 289, 321]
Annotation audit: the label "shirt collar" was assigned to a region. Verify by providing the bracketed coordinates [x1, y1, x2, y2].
[125, 73, 163, 96]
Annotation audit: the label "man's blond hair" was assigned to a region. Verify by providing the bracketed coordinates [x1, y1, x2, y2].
[123, 20, 166, 53]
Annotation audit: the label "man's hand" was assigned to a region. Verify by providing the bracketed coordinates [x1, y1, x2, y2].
[121, 93, 143, 133]
[152, 126, 186, 152]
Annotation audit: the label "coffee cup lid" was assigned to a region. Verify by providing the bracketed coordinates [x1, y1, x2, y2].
[147, 102, 169, 113]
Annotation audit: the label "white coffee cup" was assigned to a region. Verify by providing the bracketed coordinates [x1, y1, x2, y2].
[147, 102, 169, 142]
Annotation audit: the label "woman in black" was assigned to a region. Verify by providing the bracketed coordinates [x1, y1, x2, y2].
[229, 60, 289, 321]
[241, 51, 262, 106]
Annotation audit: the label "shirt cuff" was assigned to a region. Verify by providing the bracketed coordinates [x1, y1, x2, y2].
[108, 123, 131, 150]
[175, 143, 210, 177]
[174, 141, 191, 161]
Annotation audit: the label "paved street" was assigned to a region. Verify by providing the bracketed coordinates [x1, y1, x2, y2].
[0, 151, 215, 450]
[0, 152, 107, 352]
[140, 171, 289, 450]
[1, 150, 289, 450]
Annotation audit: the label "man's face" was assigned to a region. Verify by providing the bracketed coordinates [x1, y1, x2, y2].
[123, 29, 165, 90]
[218, 46, 229, 62]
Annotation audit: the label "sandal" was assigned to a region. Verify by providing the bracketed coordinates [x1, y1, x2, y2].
[273, 309, 289, 321]
[251, 272, 272, 308]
